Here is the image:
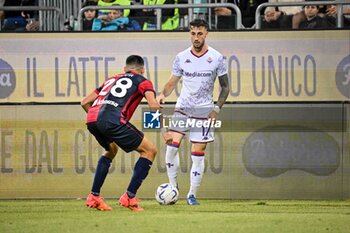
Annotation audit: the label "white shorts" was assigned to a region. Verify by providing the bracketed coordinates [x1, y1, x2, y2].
[168, 110, 215, 143]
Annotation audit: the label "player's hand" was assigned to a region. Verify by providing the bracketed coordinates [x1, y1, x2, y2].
[145, 91, 162, 111]
[149, 102, 162, 112]
[156, 93, 165, 105]
[162, 132, 173, 144]
[208, 111, 218, 120]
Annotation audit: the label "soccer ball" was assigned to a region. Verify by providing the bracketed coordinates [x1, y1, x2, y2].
[155, 183, 179, 205]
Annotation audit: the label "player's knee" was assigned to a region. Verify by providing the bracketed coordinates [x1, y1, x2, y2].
[146, 145, 157, 161]
[105, 143, 118, 160]
[150, 145, 158, 158]
[111, 143, 118, 154]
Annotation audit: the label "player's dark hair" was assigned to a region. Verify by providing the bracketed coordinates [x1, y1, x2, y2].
[189, 18, 209, 30]
[126, 55, 144, 67]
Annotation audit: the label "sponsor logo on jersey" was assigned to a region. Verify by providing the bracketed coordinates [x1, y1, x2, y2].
[93, 99, 119, 107]
[183, 71, 212, 77]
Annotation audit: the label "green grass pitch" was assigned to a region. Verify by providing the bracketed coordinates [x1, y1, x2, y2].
[1, 199, 349, 233]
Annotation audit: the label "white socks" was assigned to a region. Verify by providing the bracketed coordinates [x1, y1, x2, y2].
[165, 144, 180, 187]
[188, 153, 205, 198]
[166, 144, 205, 198]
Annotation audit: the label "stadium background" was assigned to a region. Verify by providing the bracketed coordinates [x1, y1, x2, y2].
[0, 30, 349, 199]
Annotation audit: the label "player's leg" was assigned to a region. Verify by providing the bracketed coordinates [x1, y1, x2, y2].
[165, 131, 184, 188]
[119, 136, 157, 211]
[112, 121, 156, 211]
[164, 111, 188, 189]
[187, 118, 214, 205]
[90, 142, 118, 197]
[86, 122, 118, 210]
[128, 135, 157, 196]
[86, 122, 119, 210]
[187, 142, 207, 205]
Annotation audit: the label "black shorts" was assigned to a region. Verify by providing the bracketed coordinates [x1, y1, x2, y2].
[87, 121, 144, 153]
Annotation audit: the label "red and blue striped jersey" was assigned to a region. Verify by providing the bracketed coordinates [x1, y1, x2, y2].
[86, 71, 155, 124]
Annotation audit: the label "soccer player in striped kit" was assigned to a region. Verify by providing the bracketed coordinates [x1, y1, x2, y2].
[81, 55, 160, 211]
[157, 19, 229, 205]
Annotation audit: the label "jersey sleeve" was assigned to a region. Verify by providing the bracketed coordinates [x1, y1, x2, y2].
[217, 55, 227, 77]
[171, 55, 182, 77]
[139, 79, 156, 96]
[95, 86, 103, 94]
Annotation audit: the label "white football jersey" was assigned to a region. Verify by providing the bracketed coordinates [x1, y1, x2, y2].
[172, 46, 227, 117]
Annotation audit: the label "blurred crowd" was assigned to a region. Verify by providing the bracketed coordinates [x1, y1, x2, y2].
[0, 0, 40, 31]
[0, 0, 349, 31]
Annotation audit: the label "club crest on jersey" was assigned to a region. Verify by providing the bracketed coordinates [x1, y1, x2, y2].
[143, 110, 161, 129]
[207, 57, 213, 63]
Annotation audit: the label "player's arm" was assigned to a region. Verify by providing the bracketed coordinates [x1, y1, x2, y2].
[145, 90, 161, 112]
[209, 73, 229, 119]
[216, 73, 229, 108]
[81, 90, 98, 113]
[156, 74, 181, 104]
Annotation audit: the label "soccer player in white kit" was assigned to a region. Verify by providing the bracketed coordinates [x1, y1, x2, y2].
[157, 19, 229, 205]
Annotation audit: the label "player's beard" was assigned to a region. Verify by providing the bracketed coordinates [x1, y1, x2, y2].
[193, 40, 205, 52]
